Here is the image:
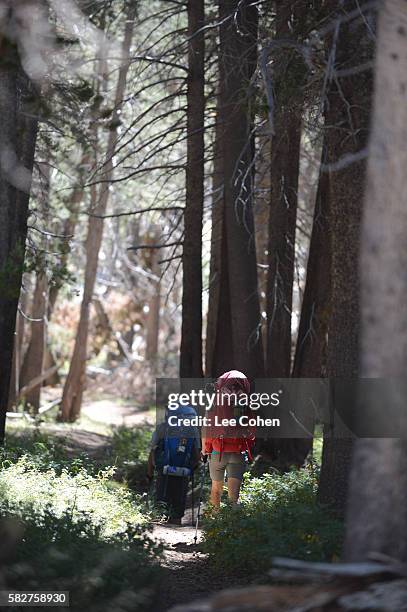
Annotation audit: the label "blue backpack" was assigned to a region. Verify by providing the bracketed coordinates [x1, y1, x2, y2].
[154, 405, 198, 477]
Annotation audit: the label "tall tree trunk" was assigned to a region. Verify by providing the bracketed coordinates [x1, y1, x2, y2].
[180, 0, 205, 378]
[205, 100, 233, 378]
[292, 144, 331, 378]
[60, 5, 136, 422]
[265, 143, 331, 469]
[19, 161, 50, 412]
[19, 273, 48, 412]
[48, 152, 90, 317]
[8, 284, 29, 410]
[317, 1, 374, 513]
[259, 1, 306, 469]
[253, 129, 270, 350]
[0, 34, 38, 442]
[344, 0, 407, 562]
[214, 0, 264, 381]
[42, 156, 88, 390]
[45, 153, 88, 388]
[265, 1, 305, 379]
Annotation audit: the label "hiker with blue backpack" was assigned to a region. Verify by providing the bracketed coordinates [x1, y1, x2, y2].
[202, 370, 255, 508]
[147, 403, 200, 524]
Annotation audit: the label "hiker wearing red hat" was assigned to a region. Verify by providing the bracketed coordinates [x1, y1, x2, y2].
[201, 370, 255, 507]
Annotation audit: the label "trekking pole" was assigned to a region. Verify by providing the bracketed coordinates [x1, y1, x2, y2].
[194, 455, 207, 544]
[191, 470, 195, 526]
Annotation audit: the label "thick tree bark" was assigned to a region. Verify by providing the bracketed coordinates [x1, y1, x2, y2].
[211, 216, 235, 378]
[264, 144, 331, 469]
[0, 37, 38, 442]
[317, 1, 374, 513]
[60, 5, 135, 421]
[8, 284, 29, 410]
[205, 101, 233, 378]
[215, 0, 264, 381]
[180, 0, 205, 378]
[259, 1, 307, 468]
[344, 0, 407, 562]
[265, 1, 305, 378]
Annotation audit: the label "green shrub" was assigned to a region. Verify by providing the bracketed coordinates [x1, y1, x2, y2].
[0, 457, 149, 536]
[5, 423, 154, 484]
[110, 425, 152, 465]
[0, 443, 162, 611]
[107, 425, 153, 487]
[202, 467, 343, 575]
[1, 501, 161, 611]
[3, 429, 91, 476]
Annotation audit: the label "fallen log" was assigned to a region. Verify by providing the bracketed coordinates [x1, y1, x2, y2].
[169, 557, 407, 612]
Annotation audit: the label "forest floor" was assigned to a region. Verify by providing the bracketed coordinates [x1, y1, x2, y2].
[76, 400, 247, 611]
[11, 395, 246, 611]
[12, 393, 156, 458]
[52, 397, 156, 457]
[149, 510, 230, 612]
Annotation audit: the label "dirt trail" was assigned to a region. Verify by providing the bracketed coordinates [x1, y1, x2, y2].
[81, 398, 155, 428]
[76, 401, 246, 610]
[31, 399, 154, 458]
[149, 507, 234, 612]
[150, 520, 208, 611]
[40, 399, 241, 610]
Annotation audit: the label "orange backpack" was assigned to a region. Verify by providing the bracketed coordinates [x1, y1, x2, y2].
[203, 370, 255, 461]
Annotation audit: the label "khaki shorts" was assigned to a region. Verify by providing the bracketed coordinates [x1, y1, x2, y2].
[208, 452, 247, 482]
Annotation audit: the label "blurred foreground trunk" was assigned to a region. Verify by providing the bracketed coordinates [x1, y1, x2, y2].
[344, 0, 407, 562]
[318, 0, 374, 513]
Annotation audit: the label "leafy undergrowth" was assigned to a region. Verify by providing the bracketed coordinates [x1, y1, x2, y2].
[202, 467, 343, 576]
[6, 420, 154, 485]
[0, 430, 162, 612]
[107, 426, 153, 488]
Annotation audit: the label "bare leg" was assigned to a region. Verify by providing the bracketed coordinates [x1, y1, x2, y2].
[210, 480, 224, 507]
[227, 477, 242, 505]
